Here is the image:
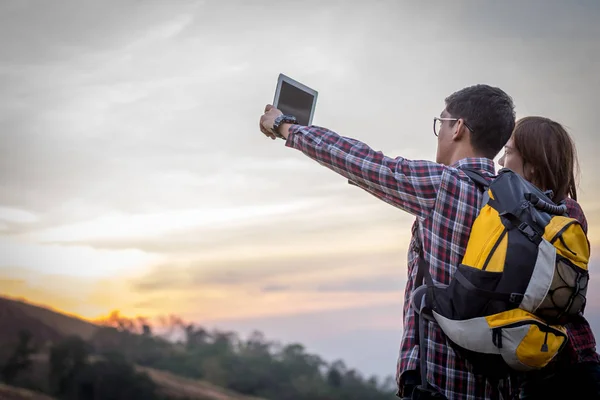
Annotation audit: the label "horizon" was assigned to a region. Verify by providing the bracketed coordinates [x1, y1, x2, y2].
[1, 0, 600, 379]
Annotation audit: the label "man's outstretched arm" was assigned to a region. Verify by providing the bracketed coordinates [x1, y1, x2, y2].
[260, 106, 444, 218]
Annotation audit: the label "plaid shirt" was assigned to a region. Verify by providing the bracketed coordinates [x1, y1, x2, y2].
[284, 124, 598, 399]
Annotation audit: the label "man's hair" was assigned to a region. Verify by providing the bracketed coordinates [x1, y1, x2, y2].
[512, 116, 580, 202]
[445, 84, 516, 159]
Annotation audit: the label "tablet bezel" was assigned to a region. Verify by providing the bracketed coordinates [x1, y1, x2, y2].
[273, 73, 318, 126]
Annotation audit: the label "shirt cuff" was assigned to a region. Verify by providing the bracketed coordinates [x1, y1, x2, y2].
[284, 124, 303, 148]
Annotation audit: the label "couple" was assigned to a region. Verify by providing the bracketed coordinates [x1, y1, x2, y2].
[258, 84, 600, 400]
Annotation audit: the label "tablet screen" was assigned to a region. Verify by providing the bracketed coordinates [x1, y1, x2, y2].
[277, 80, 315, 126]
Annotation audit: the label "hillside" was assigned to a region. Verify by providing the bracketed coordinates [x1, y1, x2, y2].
[0, 297, 63, 346]
[0, 296, 263, 400]
[0, 297, 98, 342]
[0, 383, 56, 400]
[0, 295, 396, 400]
[138, 366, 263, 400]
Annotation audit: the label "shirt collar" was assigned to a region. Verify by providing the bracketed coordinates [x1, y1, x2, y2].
[450, 157, 496, 174]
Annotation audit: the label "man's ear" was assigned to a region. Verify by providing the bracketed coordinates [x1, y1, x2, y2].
[451, 119, 468, 142]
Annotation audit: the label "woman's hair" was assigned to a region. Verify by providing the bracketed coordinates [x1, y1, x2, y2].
[512, 116, 580, 202]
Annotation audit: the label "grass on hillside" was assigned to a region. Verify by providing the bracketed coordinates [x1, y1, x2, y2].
[0, 297, 98, 340]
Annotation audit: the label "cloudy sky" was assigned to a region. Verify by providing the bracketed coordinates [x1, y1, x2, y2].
[1, 0, 600, 378]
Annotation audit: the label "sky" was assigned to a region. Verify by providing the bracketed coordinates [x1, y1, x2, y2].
[1, 0, 600, 379]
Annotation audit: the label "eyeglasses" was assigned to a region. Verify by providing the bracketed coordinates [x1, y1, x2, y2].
[433, 117, 474, 137]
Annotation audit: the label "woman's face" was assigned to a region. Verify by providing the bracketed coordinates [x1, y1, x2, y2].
[498, 136, 527, 178]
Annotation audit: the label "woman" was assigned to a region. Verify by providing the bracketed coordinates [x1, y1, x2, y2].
[498, 116, 600, 399]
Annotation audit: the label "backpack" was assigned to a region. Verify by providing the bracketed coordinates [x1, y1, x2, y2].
[412, 167, 590, 385]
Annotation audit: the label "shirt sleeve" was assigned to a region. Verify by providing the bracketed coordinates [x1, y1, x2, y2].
[285, 124, 444, 218]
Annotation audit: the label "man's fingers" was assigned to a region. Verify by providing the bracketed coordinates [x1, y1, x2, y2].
[259, 121, 269, 136]
[259, 116, 275, 139]
[261, 106, 279, 140]
[259, 115, 269, 132]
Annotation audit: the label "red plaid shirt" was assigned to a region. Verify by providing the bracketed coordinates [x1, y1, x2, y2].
[284, 124, 598, 399]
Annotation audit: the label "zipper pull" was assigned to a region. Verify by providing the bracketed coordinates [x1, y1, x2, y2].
[541, 329, 549, 352]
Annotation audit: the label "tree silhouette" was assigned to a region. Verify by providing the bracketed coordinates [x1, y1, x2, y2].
[1, 330, 36, 384]
[48, 336, 159, 400]
[3, 313, 397, 400]
[48, 335, 90, 397]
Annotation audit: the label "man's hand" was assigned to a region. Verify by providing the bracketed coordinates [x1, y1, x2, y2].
[260, 104, 283, 140]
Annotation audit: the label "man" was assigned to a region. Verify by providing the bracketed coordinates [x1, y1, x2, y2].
[259, 84, 516, 400]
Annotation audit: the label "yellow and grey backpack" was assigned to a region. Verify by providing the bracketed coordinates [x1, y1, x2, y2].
[412, 167, 590, 387]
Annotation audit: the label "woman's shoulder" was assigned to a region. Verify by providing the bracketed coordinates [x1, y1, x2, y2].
[562, 197, 588, 233]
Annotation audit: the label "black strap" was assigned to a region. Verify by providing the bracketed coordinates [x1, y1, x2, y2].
[418, 257, 435, 288]
[418, 307, 431, 394]
[413, 231, 440, 395]
[415, 254, 425, 288]
[461, 168, 490, 191]
[412, 220, 435, 289]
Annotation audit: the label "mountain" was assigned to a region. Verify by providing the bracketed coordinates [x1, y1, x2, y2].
[0, 296, 263, 400]
[0, 295, 396, 400]
[0, 297, 97, 343]
[0, 297, 62, 345]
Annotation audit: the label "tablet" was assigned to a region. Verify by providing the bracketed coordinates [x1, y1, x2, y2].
[273, 73, 318, 127]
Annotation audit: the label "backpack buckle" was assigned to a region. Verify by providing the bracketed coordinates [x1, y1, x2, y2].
[518, 222, 540, 243]
[518, 222, 535, 237]
[509, 293, 524, 304]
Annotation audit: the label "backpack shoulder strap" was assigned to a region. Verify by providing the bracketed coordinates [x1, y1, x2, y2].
[461, 167, 490, 191]
[460, 167, 492, 209]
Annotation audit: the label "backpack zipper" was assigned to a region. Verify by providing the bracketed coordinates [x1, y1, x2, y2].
[557, 236, 578, 256]
[482, 228, 508, 271]
[549, 220, 580, 256]
[490, 320, 567, 351]
[549, 220, 578, 244]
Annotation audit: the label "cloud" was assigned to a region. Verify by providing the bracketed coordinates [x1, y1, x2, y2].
[29, 199, 319, 243]
[260, 284, 290, 293]
[0, 236, 159, 278]
[132, 246, 406, 293]
[0, 207, 37, 223]
[28, 196, 413, 254]
[450, 1, 600, 41]
[0, 2, 279, 221]
[123, 245, 409, 322]
[2, 0, 599, 232]
[260, 274, 403, 295]
[0, 0, 202, 64]
[131, 286, 403, 324]
[314, 274, 403, 293]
